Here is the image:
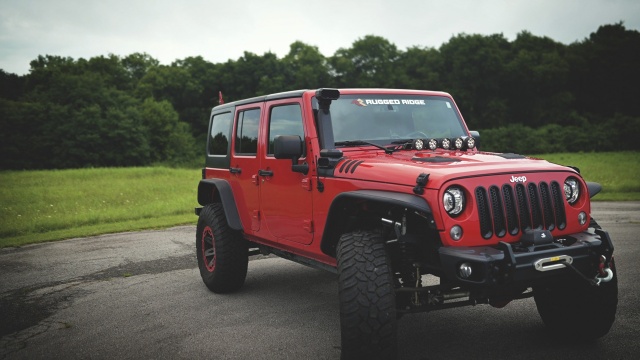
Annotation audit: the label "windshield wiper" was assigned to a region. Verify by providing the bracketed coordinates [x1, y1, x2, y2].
[390, 139, 415, 144]
[334, 140, 396, 154]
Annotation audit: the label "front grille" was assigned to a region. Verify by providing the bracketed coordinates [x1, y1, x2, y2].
[476, 181, 566, 239]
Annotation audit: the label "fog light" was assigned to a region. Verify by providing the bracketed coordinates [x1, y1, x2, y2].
[459, 262, 473, 278]
[441, 138, 451, 150]
[450, 225, 463, 240]
[428, 138, 438, 150]
[413, 138, 424, 150]
[578, 211, 587, 225]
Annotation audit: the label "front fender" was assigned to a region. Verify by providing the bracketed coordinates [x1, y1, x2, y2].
[587, 181, 602, 198]
[320, 190, 433, 256]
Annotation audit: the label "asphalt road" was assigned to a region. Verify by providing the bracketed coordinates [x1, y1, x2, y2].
[1, 202, 639, 360]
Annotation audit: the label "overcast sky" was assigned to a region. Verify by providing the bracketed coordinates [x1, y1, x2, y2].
[1, 0, 639, 76]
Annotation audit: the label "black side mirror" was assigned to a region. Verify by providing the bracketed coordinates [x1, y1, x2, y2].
[274, 135, 308, 174]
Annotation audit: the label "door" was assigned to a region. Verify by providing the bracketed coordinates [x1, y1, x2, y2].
[258, 100, 314, 245]
[229, 104, 262, 232]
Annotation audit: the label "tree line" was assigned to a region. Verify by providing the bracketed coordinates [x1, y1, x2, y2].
[1, 23, 639, 169]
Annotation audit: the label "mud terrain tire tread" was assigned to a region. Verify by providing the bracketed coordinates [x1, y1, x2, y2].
[196, 203, 248, 293]
[337, 231, 397, 360]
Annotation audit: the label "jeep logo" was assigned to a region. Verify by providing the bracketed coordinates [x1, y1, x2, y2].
[510, 175, 527, 183]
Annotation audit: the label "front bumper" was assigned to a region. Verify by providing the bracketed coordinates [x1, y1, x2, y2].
[438, 229, 614, 286]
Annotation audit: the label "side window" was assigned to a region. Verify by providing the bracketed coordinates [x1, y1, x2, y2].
[234, 108, 260, 155]
[208, 112, 232, 156]
[268, 104, 304, 155]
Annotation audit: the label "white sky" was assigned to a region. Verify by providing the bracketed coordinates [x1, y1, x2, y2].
[1, 0, 639, 75]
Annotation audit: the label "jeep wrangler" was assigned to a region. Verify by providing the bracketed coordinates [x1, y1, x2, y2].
[195, 88, 617, 359]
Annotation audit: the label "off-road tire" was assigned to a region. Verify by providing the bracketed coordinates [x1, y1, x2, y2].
[337, 231, 397, 360]
[533, 258, 618, 340]
[196, 203, 248, 293]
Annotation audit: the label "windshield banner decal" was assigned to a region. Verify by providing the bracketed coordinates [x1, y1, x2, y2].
[351, 98, 426, 106]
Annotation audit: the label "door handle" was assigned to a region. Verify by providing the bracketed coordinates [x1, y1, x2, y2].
[258, 169, 273, 177]
[229, 167, 242, 174]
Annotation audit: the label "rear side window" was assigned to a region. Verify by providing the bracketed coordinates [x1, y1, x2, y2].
[268, 104, 304, 155]
[234, 108, 260, 155]
[208, 112, 232, 155]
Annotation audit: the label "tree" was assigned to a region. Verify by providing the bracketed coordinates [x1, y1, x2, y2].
[396, 46, 442, 90]
[570, 23, 640, 117]
[330, 35, 401, 88]
[282, 41, 334, 89]
[438, 33, 511, 129]
[122, 53, 160, 82]
[139, 98, 196, 163]
[504, 31, 572, 127]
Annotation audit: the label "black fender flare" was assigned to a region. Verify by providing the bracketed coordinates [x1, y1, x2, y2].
[197, 179, 242, 230]
[587, 181, 602, 198]
[320, 190, 433, 257]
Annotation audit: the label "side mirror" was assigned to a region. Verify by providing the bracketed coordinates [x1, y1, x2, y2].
[469, 130, 480, 150]
[274, 135, 308, 174]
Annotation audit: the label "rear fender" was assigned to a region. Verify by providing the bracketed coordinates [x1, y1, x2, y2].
[197, 179, 242, 230]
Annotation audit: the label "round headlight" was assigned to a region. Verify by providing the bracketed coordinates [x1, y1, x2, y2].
[413, 139, 424, 150]
[428, 138, 438, 150]
[564, 178, 580, 204]
[443, 187, 465, 216]
[441, 138, 451, 150]
[455, 137, 464, 150]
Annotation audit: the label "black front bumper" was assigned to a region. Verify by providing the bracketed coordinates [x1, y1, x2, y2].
[438, 229, 614, 286]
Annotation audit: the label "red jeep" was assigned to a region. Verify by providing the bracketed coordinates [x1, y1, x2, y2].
[195, 88, 617, 359]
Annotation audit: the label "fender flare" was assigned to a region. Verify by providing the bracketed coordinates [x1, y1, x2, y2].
[586, 181, 602, 199]
[197, 179, 242, 230]
[320, 190, 433, 256]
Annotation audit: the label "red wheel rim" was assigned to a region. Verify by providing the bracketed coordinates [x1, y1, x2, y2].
[201, 226, 216, 272]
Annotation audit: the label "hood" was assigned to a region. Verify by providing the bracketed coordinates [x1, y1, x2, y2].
[332, 149, 577, 189]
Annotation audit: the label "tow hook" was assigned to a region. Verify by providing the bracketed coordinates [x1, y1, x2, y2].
[594, 255, 614, 286]
[558, 255, 614, 287]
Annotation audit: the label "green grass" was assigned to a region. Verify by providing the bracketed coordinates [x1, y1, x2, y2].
[533, 151, 640, 201]
[0, 167, 201, 248]
[1, 152, 638, 248]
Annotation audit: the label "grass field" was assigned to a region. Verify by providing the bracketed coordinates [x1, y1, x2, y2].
[534, 152, 640, 201]
[0, 167, 201, 248]
[1, 152, 638, 248]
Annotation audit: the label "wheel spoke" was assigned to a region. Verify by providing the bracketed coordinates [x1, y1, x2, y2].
[204, 248, 216, 257]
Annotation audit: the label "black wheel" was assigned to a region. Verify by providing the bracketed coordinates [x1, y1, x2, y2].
[196, 203, 248, 293]
[337, 231, 397, 360]
[533, 258, 618, 340]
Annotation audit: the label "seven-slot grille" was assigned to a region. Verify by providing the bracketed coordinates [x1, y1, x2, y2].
[475, 181, 566, 239]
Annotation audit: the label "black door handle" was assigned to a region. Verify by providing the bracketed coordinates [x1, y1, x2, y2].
[258, 169, 273, 177]
[229, 167, 242, 174]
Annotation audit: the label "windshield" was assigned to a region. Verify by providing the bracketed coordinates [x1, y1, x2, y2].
[327, 94, 468, 144]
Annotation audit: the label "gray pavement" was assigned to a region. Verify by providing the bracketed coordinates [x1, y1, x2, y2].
[0, 202, 639, 359]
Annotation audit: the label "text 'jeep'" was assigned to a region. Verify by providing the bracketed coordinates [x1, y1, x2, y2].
[195, 88, 617, 359]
